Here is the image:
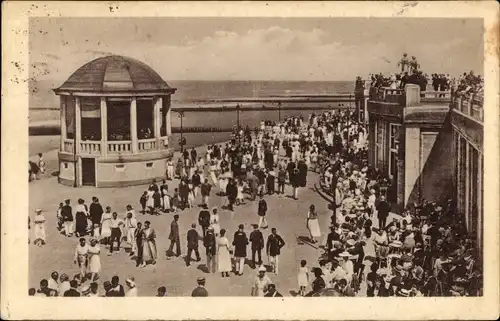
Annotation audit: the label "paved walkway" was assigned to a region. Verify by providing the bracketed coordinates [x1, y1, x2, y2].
[29, 142, 337, 296]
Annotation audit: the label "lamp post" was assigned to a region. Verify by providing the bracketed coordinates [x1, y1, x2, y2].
[278, 101, 281, 122]
[236, 103, 241, 145]
[178, 110, 185, 153]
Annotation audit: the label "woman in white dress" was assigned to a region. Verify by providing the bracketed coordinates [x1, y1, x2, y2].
[217, 229, 232, 277]
[219, 171, 228, 195]
[33, 209, 46, 247]
[306, 204, 321, 243]
[88, 238, 101, 281]
[236, 180, 245, 205]
[162, 186, 171, 212]
[304, 149, 311, 167]
[100, 208, 112, 246]
[210, 209, 221, 236]
[187, 182, 195, 208]
[146, 189, 155, 213]
[209, 161, 218, 186]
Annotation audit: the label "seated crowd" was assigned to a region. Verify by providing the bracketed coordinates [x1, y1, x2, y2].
[317, 113, 483, 297]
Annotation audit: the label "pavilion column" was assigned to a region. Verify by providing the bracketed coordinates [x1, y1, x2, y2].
[60, 97, 67, 151]
[166, 96, 172, 136]
[75, 96, 82, 154]
[130, 98, 138, 153]
[100, 97, 108, 156]
[154, 97, 162, 149]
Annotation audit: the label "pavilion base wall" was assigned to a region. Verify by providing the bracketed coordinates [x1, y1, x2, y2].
[57, 149, 174, 188]
[96, 158, 167, 187]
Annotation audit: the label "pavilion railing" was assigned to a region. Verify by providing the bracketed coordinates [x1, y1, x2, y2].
[138, 138, 157, 152]
[108, 141, 132, 154]
[80, 141, 101, 155]
[63, 139, 74, 153]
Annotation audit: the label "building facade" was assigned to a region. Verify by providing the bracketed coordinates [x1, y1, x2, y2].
[450, 92, 484, 248]
[54, 55, 176, 187]
[367, 85, 453, 211]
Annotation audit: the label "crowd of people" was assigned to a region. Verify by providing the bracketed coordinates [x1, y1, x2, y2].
[29, 83, 483, 297]
[316, 112, 483, 297]
[29, 112, 334, 297]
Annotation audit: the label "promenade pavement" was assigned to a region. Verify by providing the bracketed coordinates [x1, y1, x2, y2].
[29, 140, 398, 296]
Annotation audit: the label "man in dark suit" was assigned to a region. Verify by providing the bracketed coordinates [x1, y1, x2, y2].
[167, 214, 181, 258]
[326, 225, 341, 260]
[264, 283, 283, 297]
[186, 223, 201, 266]
[232, 224, 249, 276]
[249, 224, 264, 268]
[266, 228, 285, 275]
[377, 195, 390, 230]
[61, 199, 73, 237]
[203, 226, 217, 273]
[63, 280, 81, 297]
[89, 197, 103, 235]
[198, 204, 211, 237]
[191, 277, 208, 297]
[226, 178, 238, 211]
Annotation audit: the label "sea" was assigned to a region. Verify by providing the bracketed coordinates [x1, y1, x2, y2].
[29, 80, 355, 153]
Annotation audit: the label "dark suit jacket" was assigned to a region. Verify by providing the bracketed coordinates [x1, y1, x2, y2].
[89, 202, 103, 224]
[377, 201, 390, 218]
[187, 229, 199, 249]
[264, 291, 283, 297]
[266, 234, 285, 256]
[232, 231, 248, 257]
[203, 233, 217, 255]
[198, 210, 211, 227]
[63, 289, 81, 297]
[249, 230, 264, 250]
[191, 286, 208, 297]
[258, 199, 267, 216]
[169, 220, 180, 240]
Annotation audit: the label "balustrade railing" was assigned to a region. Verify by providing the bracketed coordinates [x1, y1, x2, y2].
[138, 138, 157, 152]
[108, 141, 132, 154]
[80, 141, 101, 154]
[451, 92, 483, 122]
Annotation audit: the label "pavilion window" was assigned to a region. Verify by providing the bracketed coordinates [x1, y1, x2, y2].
[80, 97, 101, 141]
[137, 99, 154, 140]
[107, 100, 131, 141]
[65, 96, 75, 139]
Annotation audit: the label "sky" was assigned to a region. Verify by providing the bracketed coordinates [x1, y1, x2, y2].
[29, 17, 484, 82]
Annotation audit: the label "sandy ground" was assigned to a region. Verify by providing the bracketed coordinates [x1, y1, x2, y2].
[28, 136, 396, 296]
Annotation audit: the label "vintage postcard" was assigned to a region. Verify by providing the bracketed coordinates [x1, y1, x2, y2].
[1, 1, 499, 320]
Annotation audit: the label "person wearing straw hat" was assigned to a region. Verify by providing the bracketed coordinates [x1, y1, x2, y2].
[125, 277, 138, 297]
[33, 209, 46, 247]
[251, 266, 272, 297]
[191, 277, 209, 297]
[73, 237, 89, 279]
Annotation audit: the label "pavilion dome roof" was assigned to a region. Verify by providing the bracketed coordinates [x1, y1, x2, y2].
[55, 55, 175, 93]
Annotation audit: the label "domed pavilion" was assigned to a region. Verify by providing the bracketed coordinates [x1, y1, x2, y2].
[54, 55, 176, 187]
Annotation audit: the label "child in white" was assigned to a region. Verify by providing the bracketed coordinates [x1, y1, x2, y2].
[297, 259, 309, 296]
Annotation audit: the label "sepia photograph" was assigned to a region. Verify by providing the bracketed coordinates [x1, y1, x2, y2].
[2, 1, 499, 320]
